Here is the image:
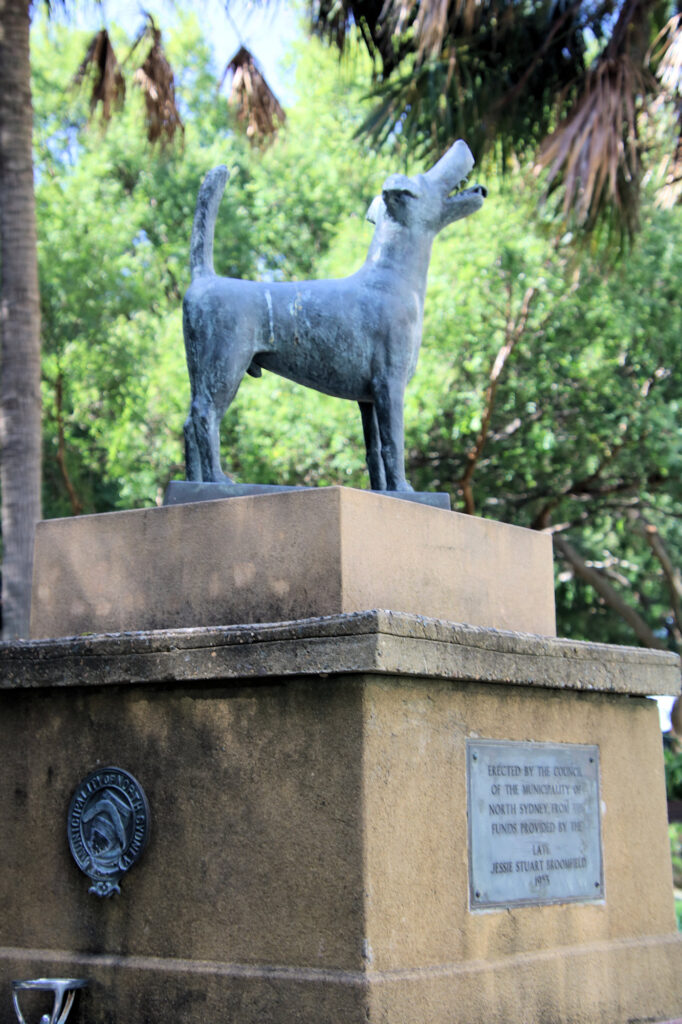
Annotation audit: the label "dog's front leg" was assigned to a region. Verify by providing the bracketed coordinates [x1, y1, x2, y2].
[359, 401, 387, 490]
[184, 411, 202, 481]
[372, 377, 413, 492]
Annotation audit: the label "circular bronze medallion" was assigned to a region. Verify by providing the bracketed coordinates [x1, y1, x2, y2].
[68, 767, 150, 897]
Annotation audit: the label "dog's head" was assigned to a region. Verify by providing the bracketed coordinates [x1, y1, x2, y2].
[367, 140, 486, 235]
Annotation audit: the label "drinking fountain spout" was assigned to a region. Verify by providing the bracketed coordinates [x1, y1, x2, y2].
[11, 978, 88, 1024]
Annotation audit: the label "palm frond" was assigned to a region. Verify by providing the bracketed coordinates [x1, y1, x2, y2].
[72, 29, 125, 122]
[309, 0, 405, 75]
[308, 0, 353, 52]
[380, 0, 482, 61]
[648, 13, 682, 208]
[355, 0, 592, 165]
[309, 0, 677, 236]
[648, 13, 682, 95]
[132, 19, 184, 145]
[655, 129, 682, 208]
[221, 46, 285, 143]
[535, 54, 652, 234]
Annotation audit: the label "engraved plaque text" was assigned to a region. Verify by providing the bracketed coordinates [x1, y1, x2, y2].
[467, 740, 603, 909]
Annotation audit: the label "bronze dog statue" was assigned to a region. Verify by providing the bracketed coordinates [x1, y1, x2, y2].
[183, 140, 486, 490]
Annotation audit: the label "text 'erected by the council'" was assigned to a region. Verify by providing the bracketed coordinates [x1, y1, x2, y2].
[467, 740, 603, 909]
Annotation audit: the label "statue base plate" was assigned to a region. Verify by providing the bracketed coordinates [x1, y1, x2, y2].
[163, 480, 451, 510]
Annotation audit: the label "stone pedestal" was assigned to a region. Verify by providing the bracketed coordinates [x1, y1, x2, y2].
[30, 487, 555, 638]
[1, 611, 681, 1023]
[2, 492, 682, 1023]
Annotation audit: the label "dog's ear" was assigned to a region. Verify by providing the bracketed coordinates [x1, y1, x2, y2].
[366, 196, 383, 225]
[382, 174, 418, 225]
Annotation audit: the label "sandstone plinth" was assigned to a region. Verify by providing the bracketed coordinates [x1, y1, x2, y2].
[29, 487, 555, 639]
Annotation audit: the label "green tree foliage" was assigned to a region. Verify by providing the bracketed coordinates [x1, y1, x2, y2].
[32, 17, 682, 651]
[33, 23, 383, 510]
[34, 20, 240, 512]
[665, 749, 682, 800]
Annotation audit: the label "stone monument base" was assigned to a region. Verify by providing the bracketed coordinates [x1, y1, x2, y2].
[1, 611, 681, 1024]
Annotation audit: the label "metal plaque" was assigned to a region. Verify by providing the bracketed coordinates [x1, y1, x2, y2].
[68, 767, 150, 898]
[467, 739, 603, 909]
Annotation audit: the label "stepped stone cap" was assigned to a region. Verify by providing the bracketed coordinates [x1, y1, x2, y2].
[3, 609, 680, 697]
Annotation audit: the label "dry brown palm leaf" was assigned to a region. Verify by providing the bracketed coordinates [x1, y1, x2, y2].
[453, 0, 482, 35]
[648, 13, 682, 95]
[647, 15, 682, 208]
[656, 131, 682, 209]
[413, 0, 451, 60]
[379, 0, 481, 62]
[221, 46, 285, 143]
[132, 21, 184, 144]
[72, 29, 125, 122]
[535, 54, 652, 231]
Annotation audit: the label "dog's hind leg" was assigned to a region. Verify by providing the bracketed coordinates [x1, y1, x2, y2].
[190, 393, 234, 483]
[190, 345, 256, 482]
[359, 401, 387, 490]
[184, 410, 202, 481]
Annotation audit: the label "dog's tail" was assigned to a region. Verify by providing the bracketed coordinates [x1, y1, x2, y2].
[189, 165, 229, 281]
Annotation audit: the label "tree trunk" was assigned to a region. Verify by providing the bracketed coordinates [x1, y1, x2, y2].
[0, 0, 42, 638]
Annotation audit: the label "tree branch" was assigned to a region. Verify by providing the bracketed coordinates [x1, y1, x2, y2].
[631, 512, 682, 645]
[460, 284, 536, 514]
[553, 534, 668, 650]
